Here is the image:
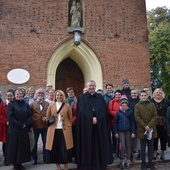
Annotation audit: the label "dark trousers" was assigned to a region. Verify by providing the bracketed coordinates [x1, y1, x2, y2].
[111, 129, 117, 153]
[32, 128, 47, 161]
[140, 139, 153, 164]
[2, 142, 6, 157]
[154, 125, 167, 151]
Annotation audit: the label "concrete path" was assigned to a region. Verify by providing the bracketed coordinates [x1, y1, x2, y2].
[1, 138, 170, 170]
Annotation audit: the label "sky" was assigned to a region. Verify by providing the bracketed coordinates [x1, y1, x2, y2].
[146, 0, 170, 10]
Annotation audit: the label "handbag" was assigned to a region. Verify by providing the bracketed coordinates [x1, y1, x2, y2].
[47, 115, 55, 126]
[47, 103, 65, 126]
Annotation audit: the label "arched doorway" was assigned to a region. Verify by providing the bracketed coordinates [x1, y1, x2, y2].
[55, 57, 84, 97]
[47, 39, 103, 92]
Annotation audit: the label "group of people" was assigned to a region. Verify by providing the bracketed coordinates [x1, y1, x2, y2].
[0, 79, 170, 170]
[102, 79, 170, 170]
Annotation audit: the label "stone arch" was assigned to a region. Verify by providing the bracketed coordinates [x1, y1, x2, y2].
[47, 39, 103, 90]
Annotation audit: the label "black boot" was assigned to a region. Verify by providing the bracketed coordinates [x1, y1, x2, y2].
[141, 162, 147, 170]
[13, 164, 25, 170]
[18, 164, 25, 170]
[13, 164, 20, 170]
[147, 162, 156, 170]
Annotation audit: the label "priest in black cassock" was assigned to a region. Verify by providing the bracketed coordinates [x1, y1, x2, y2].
[76, 80, 113, 170]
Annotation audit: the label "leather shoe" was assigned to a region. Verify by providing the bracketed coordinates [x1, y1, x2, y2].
[43, 157, 46, 163]
[153, 154, 158, 160]
[32, 160, 37, 165]
[137, 153, 141, 160]
[141, 163, 147, 170]
[147, 163, 156, 170]
[3, 161, 9, 166]
[18, 164, 25, 170]
[160, 156, 165, 160]
[13, 164, 25, 170]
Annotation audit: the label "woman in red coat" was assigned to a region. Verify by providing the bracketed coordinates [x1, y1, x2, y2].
[0, 89, 14, 162]
[108, 90, 122, 154]
[108, 90, 122, 129]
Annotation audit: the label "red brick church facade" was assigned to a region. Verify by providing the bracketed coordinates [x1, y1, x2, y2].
[0, 0, 150, 96]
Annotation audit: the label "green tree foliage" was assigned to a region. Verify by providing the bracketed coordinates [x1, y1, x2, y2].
[147, 7, 170, 97]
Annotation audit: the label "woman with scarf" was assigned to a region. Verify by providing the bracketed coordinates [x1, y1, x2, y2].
[66, 87, 77, 161]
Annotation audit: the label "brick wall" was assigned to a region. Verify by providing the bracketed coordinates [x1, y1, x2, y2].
[0, 0, 150, 95]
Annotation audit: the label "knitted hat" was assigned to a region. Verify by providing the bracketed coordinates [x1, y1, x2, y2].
[120, 98, 129, 105]
[120, 95, 129, 105]
[122, 78, 130, 85]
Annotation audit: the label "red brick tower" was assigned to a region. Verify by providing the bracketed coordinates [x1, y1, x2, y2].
[0, 0, 150, 96]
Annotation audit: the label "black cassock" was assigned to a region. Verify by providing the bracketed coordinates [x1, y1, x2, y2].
[76, 92, 113, 169]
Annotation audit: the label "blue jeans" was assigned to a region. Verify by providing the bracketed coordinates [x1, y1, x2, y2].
[140, 139, 153, 164]
[32, 128, 47, 162]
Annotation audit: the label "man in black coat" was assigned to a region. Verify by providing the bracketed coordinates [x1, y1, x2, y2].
[121, 78, 131, 100]
[76, 80, 113, 170]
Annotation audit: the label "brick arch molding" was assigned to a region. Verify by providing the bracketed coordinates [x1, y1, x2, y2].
[47, 39, 103, 89]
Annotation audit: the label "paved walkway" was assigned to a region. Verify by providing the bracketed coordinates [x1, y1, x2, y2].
[1, 138, 170, 170]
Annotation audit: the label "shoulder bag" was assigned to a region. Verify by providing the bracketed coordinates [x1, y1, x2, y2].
[47, 103, 65, 126]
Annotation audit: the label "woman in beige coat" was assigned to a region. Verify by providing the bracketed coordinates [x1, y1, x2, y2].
[46, 90, 73, 170]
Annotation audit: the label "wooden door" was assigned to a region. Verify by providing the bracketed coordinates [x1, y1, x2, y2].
[55, 57, 84, 97]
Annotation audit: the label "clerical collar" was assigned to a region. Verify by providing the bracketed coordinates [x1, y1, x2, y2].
[87, 92, 97, 97]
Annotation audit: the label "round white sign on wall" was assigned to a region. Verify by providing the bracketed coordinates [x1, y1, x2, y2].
[7, 68, 30, 84]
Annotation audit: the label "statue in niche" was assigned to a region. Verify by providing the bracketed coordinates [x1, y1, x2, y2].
[70, 0, 81, 27]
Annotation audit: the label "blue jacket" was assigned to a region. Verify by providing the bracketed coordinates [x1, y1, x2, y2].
[121, 88, 131, 100]
[114, 108, 136, 134]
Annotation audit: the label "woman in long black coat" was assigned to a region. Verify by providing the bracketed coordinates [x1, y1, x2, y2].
[5, 89, 32, 170]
